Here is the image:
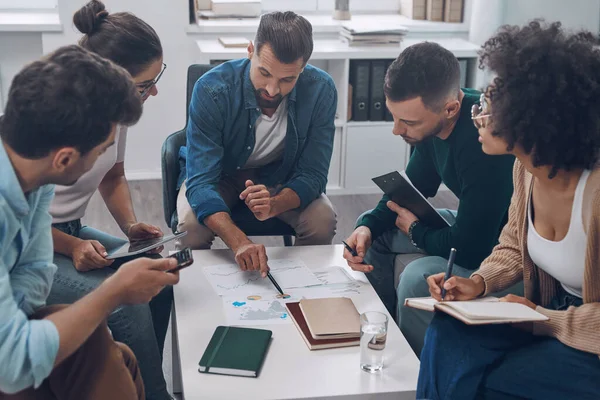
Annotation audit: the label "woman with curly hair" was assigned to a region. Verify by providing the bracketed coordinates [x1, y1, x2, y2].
[417, 20, 600, 400]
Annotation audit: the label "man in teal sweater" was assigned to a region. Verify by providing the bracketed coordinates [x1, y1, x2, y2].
[343, 42, 515, 355]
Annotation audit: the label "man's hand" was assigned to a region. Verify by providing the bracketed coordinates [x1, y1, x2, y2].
[386, 201, 419, 234]
[127, 222, 164, 254]
[240, 180, 272, 221]
[71, 240, 114, 271]
[234, 241, 270, 277]
[105, 257, 180, 305]
[343, 227, 374, 273]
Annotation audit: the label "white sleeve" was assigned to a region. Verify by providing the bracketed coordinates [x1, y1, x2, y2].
[116, 125, 128, 163]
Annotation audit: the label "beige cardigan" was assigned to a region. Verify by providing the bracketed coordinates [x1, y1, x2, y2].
[474, 160, 600, 356]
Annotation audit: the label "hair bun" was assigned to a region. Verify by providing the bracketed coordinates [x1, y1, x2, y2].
[73, 0, 109, 35]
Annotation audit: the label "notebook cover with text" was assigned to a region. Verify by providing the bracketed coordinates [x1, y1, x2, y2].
[286, 302, 360, 350]
[198, 326, 272, 377]
[299, 298, 360, 339]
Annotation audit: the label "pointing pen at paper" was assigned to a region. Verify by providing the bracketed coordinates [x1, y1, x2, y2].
[441, 248, 457, 300]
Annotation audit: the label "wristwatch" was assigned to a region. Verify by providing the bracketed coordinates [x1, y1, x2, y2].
[407, 220, 421, 249]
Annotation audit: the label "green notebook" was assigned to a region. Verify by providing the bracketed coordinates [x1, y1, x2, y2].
[198, 326, 272, 377]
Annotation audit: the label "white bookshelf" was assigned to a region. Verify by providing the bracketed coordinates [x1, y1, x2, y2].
[195, 36, 479, 194]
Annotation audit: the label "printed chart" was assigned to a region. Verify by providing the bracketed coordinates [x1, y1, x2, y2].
[203, 260, 367, 326]
[203, 259, 322, 296]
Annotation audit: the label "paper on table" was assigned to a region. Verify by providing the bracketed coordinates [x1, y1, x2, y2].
[311, 266, 355, 285]
[222, 293, 300, 326]
[203, 259, 322, 296]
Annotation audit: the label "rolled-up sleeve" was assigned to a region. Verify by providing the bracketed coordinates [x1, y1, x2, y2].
[185, 81, 230, 223]
[283, 81, 337, 208]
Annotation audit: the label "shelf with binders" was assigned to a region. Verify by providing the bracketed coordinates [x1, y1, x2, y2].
[347, 57, 470, 123]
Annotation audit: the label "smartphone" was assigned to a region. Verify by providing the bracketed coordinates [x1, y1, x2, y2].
[167, 248, 194, 273]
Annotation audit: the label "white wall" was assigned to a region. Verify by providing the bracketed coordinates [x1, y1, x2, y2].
[503, 0, 600, 31]
[2, 0, 600, 179]
[42, 0, 195, 179]
[0, 33, 43, 105]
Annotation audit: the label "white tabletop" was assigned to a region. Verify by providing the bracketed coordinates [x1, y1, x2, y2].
[172, 245, 419, 400]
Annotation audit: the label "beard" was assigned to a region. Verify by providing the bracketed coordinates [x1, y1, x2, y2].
[401, 120, 444, 145]
[255, 89, 283, 109]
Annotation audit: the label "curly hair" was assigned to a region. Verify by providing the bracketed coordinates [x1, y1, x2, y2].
[479, 20, 600, 178]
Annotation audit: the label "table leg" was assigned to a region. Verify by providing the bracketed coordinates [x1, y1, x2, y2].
[171, 302, 183, 394]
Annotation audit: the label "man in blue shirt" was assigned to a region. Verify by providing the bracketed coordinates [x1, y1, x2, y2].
[178, 11, 338, 275]
[0, 46, 179, 399]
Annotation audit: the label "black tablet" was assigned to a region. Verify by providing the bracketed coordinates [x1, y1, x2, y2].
[372, 171, 451, 229]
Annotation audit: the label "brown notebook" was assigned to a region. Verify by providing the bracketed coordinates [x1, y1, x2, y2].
[298, 298, 360, 340]
[286, 302, 360, 350]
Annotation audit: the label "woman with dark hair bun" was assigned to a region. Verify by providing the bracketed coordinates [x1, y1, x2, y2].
[46, 2, 172, 399]
[418, 20, 600, 400]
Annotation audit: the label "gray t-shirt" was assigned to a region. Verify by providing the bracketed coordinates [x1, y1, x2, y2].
[50, 125, 128, 223]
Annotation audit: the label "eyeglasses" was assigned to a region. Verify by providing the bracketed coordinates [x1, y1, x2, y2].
[471, 93, 492, 129]
[137, 62, 166, 98]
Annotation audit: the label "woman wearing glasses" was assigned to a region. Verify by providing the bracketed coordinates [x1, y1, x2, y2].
[418, 20, 600, 400]
[46, 1, 172, 399]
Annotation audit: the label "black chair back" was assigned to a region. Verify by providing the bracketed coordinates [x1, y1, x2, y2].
[161, 64, 213, 230]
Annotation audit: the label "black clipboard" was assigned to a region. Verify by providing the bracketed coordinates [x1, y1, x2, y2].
[372, 171, 451, 229]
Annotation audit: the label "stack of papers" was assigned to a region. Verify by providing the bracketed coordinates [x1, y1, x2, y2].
[199, 0, 261, 19]
[340, 21, 409, 47]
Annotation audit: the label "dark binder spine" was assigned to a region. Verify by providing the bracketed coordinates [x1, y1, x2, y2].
[369, 60, 387, 121]
[350, 60, 371, 121]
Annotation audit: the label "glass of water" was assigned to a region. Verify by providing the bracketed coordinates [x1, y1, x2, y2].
[360, 311, 388, 372]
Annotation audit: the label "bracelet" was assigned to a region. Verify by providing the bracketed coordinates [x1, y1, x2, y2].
[407, 220, 421, 249]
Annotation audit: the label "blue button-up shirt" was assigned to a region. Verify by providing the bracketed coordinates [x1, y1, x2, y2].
[180, 58, 337, 223]
[0, 140, 59, 394]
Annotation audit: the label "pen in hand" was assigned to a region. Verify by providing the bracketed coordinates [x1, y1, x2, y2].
[267, 272, 284, 296]
[342, 240, 359, 258]
[441, 248, 457, 301]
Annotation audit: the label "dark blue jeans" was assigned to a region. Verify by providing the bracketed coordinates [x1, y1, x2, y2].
[417, 288, 600, 400]
[47, 220, 173, 400]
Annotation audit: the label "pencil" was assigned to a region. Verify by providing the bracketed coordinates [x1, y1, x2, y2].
[267, 272, 284, 295]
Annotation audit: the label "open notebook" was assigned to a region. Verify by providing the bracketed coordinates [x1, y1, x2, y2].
[404, 296, 549, 325]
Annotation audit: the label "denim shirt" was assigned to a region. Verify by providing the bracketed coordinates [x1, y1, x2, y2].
[0, 140, 59, 394]
[180, 58, 337, 223]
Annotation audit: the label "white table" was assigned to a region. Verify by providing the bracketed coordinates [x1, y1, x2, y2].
[171, 245, 420, 400]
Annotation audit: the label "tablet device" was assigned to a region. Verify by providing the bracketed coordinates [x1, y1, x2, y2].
[372, 171, 451, 229]
[106, 231, 188, 260]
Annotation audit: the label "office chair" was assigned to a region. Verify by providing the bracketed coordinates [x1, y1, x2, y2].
[161, 64, 295, 246]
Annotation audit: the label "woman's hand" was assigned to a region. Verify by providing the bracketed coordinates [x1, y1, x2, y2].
[499, 294, 537, 310]
[127, 222, 164, 254]
[426, 273, 486, 301]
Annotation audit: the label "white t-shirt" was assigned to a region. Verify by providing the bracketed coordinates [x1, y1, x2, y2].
[50, 125, 128, 223]
[244, 98, 288, 168]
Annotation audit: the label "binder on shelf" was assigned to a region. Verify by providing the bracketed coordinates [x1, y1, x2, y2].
[349, 60, 370, 122]
[444, 0, 464, 23]
[384, 59, 394, 122]
[369, 60, 387, 122]
[426, 0, 445, 21]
